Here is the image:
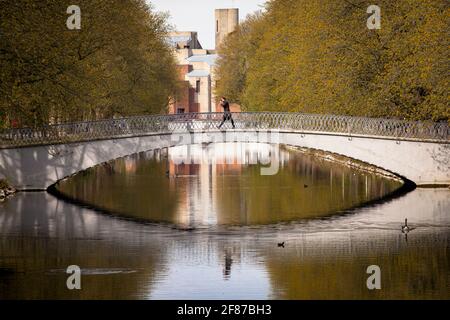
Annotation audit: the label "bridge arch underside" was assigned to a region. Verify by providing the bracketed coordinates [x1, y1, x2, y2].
[0, 130, 449, 190]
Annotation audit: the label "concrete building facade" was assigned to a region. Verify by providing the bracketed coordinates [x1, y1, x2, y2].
[168, 9, 240, 115]
[215, 8, 239, 49]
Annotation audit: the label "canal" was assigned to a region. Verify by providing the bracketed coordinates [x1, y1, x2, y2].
[0, 143, 449, 299]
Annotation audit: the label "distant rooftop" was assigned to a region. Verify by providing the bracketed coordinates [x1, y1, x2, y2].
[167, 31, 202, 49]
[186, 70, 210, 77]
[168, 35, 191, 45]
[186, 54, 218, 66]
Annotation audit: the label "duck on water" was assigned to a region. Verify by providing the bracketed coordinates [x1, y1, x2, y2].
[401, 218, 415, 233]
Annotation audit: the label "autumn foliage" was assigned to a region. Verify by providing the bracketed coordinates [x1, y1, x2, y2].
[0, 0, 179, 127]
[215, 0, 449, 122]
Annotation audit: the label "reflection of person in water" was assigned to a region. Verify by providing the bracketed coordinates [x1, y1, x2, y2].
[223, 249, 233, 280]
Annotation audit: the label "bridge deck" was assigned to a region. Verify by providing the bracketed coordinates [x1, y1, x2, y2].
[1, 112, 449, 148]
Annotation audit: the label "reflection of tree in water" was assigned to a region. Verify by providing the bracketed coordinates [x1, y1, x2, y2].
[215, 148, 402, 225]
[0, 193, 165, 299]
[55, 144, 402, 227]
[55, 150, 180, 223]
[263, 233, 450, 299]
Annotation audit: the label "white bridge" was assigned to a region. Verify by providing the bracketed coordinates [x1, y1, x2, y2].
[0, 112, 449, 190]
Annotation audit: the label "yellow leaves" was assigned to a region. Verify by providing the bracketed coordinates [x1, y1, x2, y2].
[1, 0, 179, 127]
[215, 0, 448, 121]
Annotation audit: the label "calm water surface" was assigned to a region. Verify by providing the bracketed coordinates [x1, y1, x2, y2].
[54, 143, 403, 227]
[0, 143, 448, 299]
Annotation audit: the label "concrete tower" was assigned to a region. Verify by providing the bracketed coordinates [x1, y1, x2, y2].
[215, 8, 239, 49]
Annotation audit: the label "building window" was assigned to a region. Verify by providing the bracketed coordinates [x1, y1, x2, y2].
[196, 80, 201, 93]
[216, 20, 219, 33]
[177, 108, 185, 114]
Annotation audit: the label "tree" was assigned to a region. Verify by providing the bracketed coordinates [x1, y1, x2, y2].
[215, 12, 265, 106]
[215, 0, 449, 121]
[0, 0, 180, 127]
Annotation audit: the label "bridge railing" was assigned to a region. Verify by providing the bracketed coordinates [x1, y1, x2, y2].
[0, 112, 448, 148]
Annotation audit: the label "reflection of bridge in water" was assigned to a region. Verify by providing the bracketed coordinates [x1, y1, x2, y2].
[0, 112, 449, 189]
[165, 143, 288, 227]
[1, 187, 448, 299]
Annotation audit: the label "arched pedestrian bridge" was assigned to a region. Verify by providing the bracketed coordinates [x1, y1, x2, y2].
[0, 112, 449, 190]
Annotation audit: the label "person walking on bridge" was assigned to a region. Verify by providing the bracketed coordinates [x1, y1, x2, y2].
[218, 97, 235, 129]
